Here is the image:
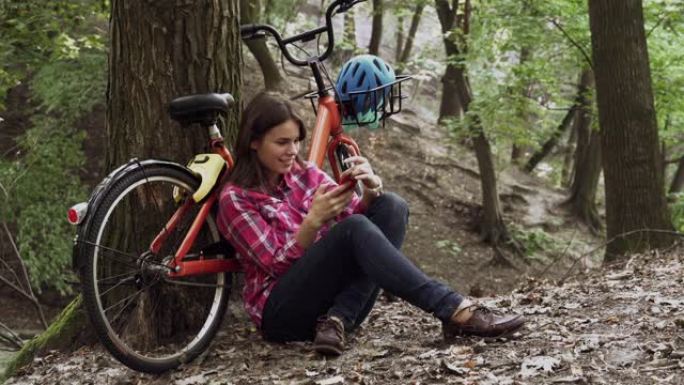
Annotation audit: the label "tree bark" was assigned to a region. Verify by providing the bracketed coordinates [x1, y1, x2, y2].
[398, 4, 424, 67]
[106, 0, 241, 169]
[7, 0, 242, 374]
[436, 0, 465, 122]
[395, 15, 405, 63]
[589, 0, 674, 261]
[240, 0, 284, 90]
[368, 0, 383, 55]
[669, 156, 684, 194]
[562, 69, 602, 234]
[561, 119, 577, 188]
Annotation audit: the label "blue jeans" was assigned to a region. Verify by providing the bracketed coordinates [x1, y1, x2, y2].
[261, 192, 463, 342]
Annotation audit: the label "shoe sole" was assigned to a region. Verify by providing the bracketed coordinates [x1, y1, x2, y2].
[313, 343, 343, 356]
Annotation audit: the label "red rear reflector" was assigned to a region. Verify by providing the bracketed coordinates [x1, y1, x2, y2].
[67, 202, 88, 225]
[67, 209, 79, 224]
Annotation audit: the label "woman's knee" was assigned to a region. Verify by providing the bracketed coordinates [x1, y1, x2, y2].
[378, 192, 409, 220]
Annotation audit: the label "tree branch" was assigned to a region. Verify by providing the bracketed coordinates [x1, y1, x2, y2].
[2, 222, 48, 329]
[549, 19, 593, 69]
[0, 321, 24, 350]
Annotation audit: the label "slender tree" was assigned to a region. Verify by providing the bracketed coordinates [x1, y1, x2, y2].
[368, 0, 383, 55]
[240, 0, 284, 90]
[588, 0, 674, 259]
[435, 0, 465, 120]
[397, 2, 425, 69]
[563, 69, 602, 234]
[435, 0, 514, 250]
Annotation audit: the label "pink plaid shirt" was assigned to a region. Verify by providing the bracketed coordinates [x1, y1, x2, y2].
[217, 162, 363, 328]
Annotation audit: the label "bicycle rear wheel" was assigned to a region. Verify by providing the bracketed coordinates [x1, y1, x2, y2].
[80, 164, 230, 373]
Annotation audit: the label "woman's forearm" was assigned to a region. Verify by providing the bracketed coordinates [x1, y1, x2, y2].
[296, 216, 322, 249]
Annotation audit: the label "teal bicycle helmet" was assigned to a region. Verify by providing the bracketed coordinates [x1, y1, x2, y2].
[336, 54, 396, 117]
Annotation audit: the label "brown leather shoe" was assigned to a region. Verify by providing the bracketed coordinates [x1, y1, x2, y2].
[443, 304, 525, 339]
[313, 316, 345, 356]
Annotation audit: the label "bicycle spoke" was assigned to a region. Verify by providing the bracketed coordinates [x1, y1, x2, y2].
[98, 270, 137, 284]
[79, 240, 139, 261]
[99, 276, 136, 297]
[103, 285, 146, 316]
[163, 278, 225, 288]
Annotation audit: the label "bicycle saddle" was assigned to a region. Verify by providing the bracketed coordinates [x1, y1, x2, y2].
[168, 93, 235, 125]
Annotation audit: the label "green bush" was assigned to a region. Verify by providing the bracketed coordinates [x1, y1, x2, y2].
[509, 224, 557, 262]
[1, 49, 105, 294]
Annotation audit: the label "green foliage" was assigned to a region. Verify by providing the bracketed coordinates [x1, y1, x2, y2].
[671, 193, 684, 233]
[462, 0, 587, 155]
[4, 50, 106, 293]
[1, 0, 107, 293]
[0, 0, 107, 110]
[436, 239, 462, 257]
[509, 224, 557, 262]
[3, 118, 87, 294]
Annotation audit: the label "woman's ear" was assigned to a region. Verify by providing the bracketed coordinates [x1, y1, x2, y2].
[250, 139, 260, 150]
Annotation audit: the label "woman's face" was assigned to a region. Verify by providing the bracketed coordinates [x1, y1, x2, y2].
[251, 118, 301, 185]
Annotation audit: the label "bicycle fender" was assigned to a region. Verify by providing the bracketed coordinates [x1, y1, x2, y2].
[71, 158, 198, 272]
[186, 154, 226, 203]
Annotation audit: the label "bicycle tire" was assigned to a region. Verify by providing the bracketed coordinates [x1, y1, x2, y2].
[80, 164, 230, 373]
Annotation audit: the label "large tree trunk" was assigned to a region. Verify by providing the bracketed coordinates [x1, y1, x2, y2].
[368, 0, 383, 55]
[589, 0, 674, 261]
[562, 69, 602, 234]
[6, 0, 242, 376]
[106, 0, 241, 169]
[240, 0, 284, 90]
[669, 155, 684, 194]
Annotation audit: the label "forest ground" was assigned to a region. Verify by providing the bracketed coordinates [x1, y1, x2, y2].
[2, 53, 684, 384]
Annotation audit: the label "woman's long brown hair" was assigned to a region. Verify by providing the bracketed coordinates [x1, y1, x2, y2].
[228, 92, 306, 191]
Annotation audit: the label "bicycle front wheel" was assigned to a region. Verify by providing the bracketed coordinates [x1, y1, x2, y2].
[80, 164, 230, 373]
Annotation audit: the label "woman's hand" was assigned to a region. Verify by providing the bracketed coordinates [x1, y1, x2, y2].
[341, 156, 382, 189]
[305, 183, 356, 228]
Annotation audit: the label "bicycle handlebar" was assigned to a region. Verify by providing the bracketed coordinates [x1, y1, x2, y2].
[240, 0, 366, 66]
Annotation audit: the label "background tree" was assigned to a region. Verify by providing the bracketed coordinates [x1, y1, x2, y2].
[435, 0, 516, 253]
[240, 0, 284, 90]
[368, 0, 383, 55]
[562, 69, 602, 234]
[396, 1, 426, 72]
[588, 0, 674, 259]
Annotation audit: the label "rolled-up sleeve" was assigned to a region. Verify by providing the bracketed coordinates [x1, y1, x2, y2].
[218, 191, 304, 277]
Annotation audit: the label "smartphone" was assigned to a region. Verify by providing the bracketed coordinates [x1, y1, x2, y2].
[337, 173, 356, 192]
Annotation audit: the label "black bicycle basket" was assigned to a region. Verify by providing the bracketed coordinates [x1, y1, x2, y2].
[305, 74, 412, 127]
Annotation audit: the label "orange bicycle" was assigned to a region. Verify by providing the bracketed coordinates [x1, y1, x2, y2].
[68, 0, 409, 373]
